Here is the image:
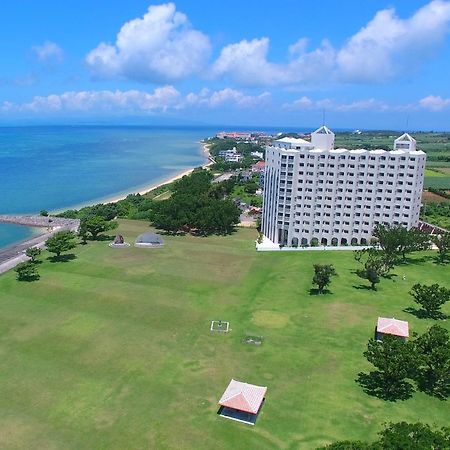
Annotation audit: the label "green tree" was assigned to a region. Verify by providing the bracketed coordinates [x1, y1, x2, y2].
[377, 422, 450, 450]
[151, 169, 240, 236]
[14, 261, 40, 281]
[45, 230, 77, 258]
[317, 422, 450, 450]
[80, 215, 118, 239]
[410, 283, 450, 319]
[414, 325, 450, 398]
[355, 248, 393, 290]
[312, 264, 337, 294]
[373, 224, 429, 262]
[432, 233, 450, 264]
[363, 335, 417, 398]
[244, 181, 259, 194]
[39, 210, 49, 217]
[78, 226, 89, 245]
[25, 246, 41, 262]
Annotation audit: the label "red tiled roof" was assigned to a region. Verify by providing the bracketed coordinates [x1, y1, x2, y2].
[252, 161, 265, 171]
[218, 379, 267, 414]
[377, 317, 409, 338]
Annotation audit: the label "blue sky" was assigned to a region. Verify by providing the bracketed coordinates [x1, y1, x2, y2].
[1, 0, 450, 129]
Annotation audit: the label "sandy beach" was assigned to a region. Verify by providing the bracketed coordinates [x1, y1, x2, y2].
[53, 143, 214, 212]
[106, 143, 213, 203]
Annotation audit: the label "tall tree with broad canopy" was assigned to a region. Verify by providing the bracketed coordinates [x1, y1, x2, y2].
[363, 335, 418, 398]
[79, 215, 118, 240]
[45, 230, 77, 258]
[373, 224, 429, 262]
[414, 325, 450, 398]
[410, 283, 450, 319]
[354, 248, 394, 290]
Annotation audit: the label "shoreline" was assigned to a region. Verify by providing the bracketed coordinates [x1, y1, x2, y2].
[52, 142, 213, 212]
[0, 142, 213, 272]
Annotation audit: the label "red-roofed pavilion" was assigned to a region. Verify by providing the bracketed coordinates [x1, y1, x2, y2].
[376, 317, 409, 340]
[218, 379, 267, 425]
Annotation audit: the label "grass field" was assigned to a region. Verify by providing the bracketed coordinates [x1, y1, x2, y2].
[0, 220, 449, 449]
[423, 176, 450, 189]
[424, 168, 446, 177]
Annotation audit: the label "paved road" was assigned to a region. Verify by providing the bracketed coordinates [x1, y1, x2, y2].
[0, 231, 52, 274]
[0, 215, 80, 275]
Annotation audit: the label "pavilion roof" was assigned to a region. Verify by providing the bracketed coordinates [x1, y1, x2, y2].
[218, 379, 267, 414]
[377, 317, 409, 338]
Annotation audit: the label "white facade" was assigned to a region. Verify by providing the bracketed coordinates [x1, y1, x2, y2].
[218, 147, 243, 162]
[262, 127, 426, 247]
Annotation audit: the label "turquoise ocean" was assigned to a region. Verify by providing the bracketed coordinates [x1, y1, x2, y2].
[0, 126, 212, 249]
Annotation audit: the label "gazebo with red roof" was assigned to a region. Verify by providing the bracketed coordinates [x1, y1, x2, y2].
[218, 379, 267, 425]
[376, 317, 409, 341]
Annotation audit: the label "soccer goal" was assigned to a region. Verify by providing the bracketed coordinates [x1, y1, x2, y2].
[210, 320, 230, 333]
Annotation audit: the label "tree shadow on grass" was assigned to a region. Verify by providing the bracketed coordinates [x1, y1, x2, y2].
[403, 306, 447, 321]
[398, 255, 435, 266]
[48, 253, 77, 263]
[157, 229, 186, 236]
[352, 284, 373, 291]
[434, 258, 449, 265]
[356, 371, 414, 401]
[383, 273, 398, 280]
[93, 234, 116, 242]
[309, 288, 332, 295]
[416, 374, 450, 400]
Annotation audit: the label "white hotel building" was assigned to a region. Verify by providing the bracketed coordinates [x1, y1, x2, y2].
[262, 127, 426, 247]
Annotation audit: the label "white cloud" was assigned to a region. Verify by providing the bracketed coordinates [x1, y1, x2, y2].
[284, 96, 389, 112]
[211, 0, 450, 87]
[337, 0, 450, 82]
[186, 87, 271, 108]
[32, 41, 64, 63]
[287, 96, 314, 109]
[419, 95, 450, 111]
[86, 3, 211, 83]
[8, 86, 182, 114]
[211, 37, 335, 87]
[1, 86, 269, 115]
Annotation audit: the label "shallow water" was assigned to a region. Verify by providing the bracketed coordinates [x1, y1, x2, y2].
[0, 223, 40, 249]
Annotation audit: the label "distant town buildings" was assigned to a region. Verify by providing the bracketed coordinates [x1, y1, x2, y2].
[262, 126, 426, 247]
[216, 131, 252, 140]
[215, 131, 269, 144]
[251, 151, 264, 159]
[218, 147, 243, 162]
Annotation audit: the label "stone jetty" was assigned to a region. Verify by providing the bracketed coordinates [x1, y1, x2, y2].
[0, 215, 80, 231]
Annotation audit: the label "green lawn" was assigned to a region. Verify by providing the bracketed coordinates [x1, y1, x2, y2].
[424, 168, 446, 177]
[0, 220, 449, 449]
[424, 176, 450, 189]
